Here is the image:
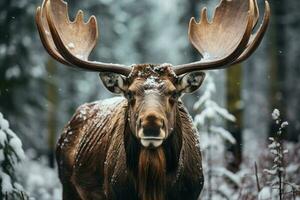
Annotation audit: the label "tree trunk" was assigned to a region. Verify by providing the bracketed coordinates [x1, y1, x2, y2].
[46, 59, 58, 168]
[282, 0, 300, 141]
[226, 64, 242, 172]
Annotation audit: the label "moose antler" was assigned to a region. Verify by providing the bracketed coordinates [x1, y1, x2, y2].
[174, 0, 270, 75]
[36, 0, 131, 76]
[36, 0, 269, 77]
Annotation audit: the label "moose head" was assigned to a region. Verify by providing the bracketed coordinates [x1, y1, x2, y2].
[100, 65, 205, 148]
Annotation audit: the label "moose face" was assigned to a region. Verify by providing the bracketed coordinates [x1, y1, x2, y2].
[100, 64, 205, 148]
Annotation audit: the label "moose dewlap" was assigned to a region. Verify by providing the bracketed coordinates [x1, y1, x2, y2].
[35, 0, 270, 199]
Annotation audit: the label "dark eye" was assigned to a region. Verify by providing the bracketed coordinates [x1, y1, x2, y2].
[169, 91, 178, 100]
[127, 91, 133, 99]
[127, 91, 135, 101]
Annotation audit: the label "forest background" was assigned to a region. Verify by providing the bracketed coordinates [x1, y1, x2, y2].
[0, 0, 299, 199]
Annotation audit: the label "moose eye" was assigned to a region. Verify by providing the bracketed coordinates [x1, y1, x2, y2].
[126, 91, 135, 101]
[169, 91, 178, 100]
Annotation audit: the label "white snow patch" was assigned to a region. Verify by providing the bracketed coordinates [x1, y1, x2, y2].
[96, 96, 125, 117]
[214, 167, 241, 186]
[0, 112, 27, 196]
[1, 171, 13, 194]
[272, 108, 280, 120]
[286, 163, 299, 173]
[0, 129, 7, 145]
[143, 75, 163, 88]
[281, 121, 289, 128]
[67, 42, 75, 49]
[211, 126, 236, 144]
[16, 153, 62, 200]
[258, 187, 272, 200]
[5, 65, 21, 79]
[0, 150, 4, 162]
[9, 137, 25, 160]
[0, 118, 9, 130]
[45, 30, 50, 36]
[75, 54, 84, 59]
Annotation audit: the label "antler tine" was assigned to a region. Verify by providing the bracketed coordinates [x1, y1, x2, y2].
[37, 0, 131, 76]
[174, 0, 267, 75]
[252, 0, 260, 29]
[231, 0, 270, 65]
[36, 0, 71, 66]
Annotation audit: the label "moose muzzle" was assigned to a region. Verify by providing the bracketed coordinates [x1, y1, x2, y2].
[137, 112, 166, 148]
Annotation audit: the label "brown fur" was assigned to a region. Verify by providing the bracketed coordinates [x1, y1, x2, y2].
[56, 99, 204, 200]
[138, 148, 166, 200]
[56, 65, 204, 200]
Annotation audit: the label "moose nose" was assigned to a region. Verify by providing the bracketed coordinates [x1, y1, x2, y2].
[143, 127, 160, 137]
[141, 113, 164, 128]
[138, 112, 164, 137]
[138, 112, 166, 148]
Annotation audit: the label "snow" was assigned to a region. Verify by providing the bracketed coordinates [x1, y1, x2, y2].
[74, 96, 126, 131]
[1, 171, 13, 194]
[272, 109, 280, 120]
[194, 73, 241, 199]
[258, 187, 272, 200]
[154, 63, 178, 78]
[194, 101, 236, 126]
[97, 96, 125, 116]
[193, 90, 210, 110]
[281, 121, 289, 128]
[9, 137, 26, 160]
[211, 126, 236, 144]
[0, 150, 4, 162]
[67, 42, 75, 49]
[193, 75, 215, 110]
[0, 112, 25, 160]
[202, 52, 211, 60]
[5, 65, 21, 79]
[0, 44, 6, 56]
[75, 54, 84, 59]
[286, 163, 299, 173]
[214, 104, 236, 122]
[214, 167, 241, 187]
[16, 152, 62, 200]
[263, 168, 277, 175]
[194, 73, 235, 126]
[45, 30, 50, 36]
[0, 117, 9, 130]
[0, 112, 27, 197]
[0, 129, 7, 145]
[99, 96, 124, 107]
[143, 75, 163, 88]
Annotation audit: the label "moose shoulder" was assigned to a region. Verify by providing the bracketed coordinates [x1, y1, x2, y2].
[35, 0, 270, 199]
[56, 65, 204, 200]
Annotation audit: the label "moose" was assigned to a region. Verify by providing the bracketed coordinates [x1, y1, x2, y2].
[35, 0, 270, 199]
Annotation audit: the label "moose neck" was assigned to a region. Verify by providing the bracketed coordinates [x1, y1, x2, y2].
[124, 107, 182, 200]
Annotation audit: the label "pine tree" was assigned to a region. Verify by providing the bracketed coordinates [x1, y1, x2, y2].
[0, 112, 27, 200]
[194, 72, 237, 199]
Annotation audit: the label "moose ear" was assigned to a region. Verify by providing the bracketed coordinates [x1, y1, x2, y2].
[99, 72, 128, 94]
[177, 71, 206, 94]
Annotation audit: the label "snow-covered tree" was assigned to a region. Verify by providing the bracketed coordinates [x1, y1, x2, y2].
[194, 72, 237, 199]
[260, 109, 300, 200]
[16, 150, 61, 200]
[0, 112, 26, 199]
[0, 112, 61, 199]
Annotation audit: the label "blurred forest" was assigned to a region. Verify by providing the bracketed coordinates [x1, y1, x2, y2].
[0, 0, 299, 199]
